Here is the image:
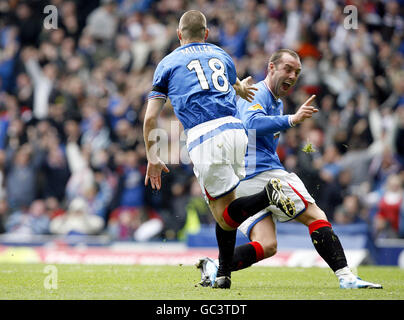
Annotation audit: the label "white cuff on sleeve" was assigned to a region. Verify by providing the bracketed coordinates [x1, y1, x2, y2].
[288, 115, 295, 127]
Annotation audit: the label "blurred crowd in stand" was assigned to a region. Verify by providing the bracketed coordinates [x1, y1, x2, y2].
[0, 0, 403, 241]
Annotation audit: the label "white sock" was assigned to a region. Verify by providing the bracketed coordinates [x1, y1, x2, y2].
[335, 266, 356, 281]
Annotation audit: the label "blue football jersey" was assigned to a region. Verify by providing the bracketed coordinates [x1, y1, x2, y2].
[236, 81, 293, 179]
[148, 42, 238, 129]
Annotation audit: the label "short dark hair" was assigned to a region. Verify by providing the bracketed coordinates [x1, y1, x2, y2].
[179, 10, 207, 41]
[269, 49, 300, 66]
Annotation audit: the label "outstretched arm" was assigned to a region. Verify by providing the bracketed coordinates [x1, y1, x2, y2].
[143, 98, 170, 190]
[241, 95, 318, 136]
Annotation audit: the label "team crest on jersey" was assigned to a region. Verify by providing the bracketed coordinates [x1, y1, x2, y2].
[248, 104, 264, 111]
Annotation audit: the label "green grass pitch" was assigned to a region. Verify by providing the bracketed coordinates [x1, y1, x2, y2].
[0, 264, 403, 300]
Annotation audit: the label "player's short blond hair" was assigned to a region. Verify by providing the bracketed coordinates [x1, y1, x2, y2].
[178, 10, 207, 41]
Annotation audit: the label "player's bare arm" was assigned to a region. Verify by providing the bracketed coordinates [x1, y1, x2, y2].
[233, 76, 257, 103]
[290, 94, 319, 125]
[143, 98, 170, 190]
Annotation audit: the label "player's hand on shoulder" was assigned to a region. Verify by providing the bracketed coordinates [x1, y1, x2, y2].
[291, 95, 318, 125]
[234, 76, 258, 103]
[145, 158, 170, 190]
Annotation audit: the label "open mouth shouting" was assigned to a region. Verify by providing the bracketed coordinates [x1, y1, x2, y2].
[281, 81, 292, 92]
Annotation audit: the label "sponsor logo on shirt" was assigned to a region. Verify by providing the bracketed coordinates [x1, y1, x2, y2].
[248, 104, 264, 111]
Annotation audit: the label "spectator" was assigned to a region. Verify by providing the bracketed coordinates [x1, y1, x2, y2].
[110, 150, 145, 210]
[22, 47, 57, 120]
[12, 2, 42, 47]
[393, 105, 404, 166]
[39, 125, 71, 201]
[13, 72, 33, 112]
[45, 196, 65, 220]
[374, 174, 404, 238]
[319, 168, 353, 222]
[81, 112, 111, 153]
[50, 197, 104, 235]
[106, 87, 136, 132]
[59, 0, 81, 44]
[334, 195, 365, 225]
[83, 171, 115, 222]
[107, 206, 163, 241]
[0, 149, 7, 200]
[368, 146, 401, 192]
[219, 18, 247, 59]
[319, 144, 342, 185]
[5, 143, 45, 210]
[296, 126, 324, 200]
[85, 0, 118, 42]
[177, 177, 213, 240]
[0, 199, 9, 234]
[158, 163, 194, 240]
[5, 199, 50, 235]
[0, 25, 18, 92]
[112, 118, 138, 150]
[64, 140, 95, 201]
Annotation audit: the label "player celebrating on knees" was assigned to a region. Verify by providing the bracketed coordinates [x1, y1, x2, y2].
[197, 48, 382, 289]
[144, 10, 288, 289]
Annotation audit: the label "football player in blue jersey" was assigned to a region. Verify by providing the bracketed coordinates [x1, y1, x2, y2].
[197, 49, 382, 289]
[144, 10, 287, 289]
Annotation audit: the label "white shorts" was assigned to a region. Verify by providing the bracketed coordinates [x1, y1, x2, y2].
[237, 169, 315, 238]
[187, 116, 248, 200]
